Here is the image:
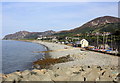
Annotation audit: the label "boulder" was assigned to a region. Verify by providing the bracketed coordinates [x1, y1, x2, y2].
[109, 70, 119, 79]
[69, 74, 84, 81]
[85, 68, 101, 81]
[40, 69, 47, 74]
[116, 73, 120, 82]
[52, 76, 69, 81]
[21, 70, 31, 76]
[99, 76, 113, 81]
[21, 71, 52, 81]
[21, 74, 39, 81]
[0, 74, 6, 82]
[47, 70, 56, 79]
[32, 69, 47, 75]
[100, 69, 111, 77]
[69, 67, 81, 73]
[4, 73, 21, 81]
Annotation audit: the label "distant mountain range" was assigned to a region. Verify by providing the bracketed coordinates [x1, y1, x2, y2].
[3, 16, 120, 40]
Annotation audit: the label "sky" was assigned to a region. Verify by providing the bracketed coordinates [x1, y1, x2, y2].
[2, 2, 118, 37]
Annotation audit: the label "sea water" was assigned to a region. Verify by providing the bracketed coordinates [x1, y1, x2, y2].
[1, 40, 47, 74]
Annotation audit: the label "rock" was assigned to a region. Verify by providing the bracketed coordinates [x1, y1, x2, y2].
[2, 65, 119, 82]
[109, 70, 119, 79]
[47, 69, 55, 76]
[69, 67, 81, 73]
[54, 73, 59, 77]
[99, 76, 113, 81]
[21, 74, 41, 81]
[97, 66, 101, 69]
[101, 69, 111, 77]
[54, 69, 67, 76]
[4, 73, 21, 81]
[32, 69, 47, 75]
[21, 70, 31, 76]
[84, 67, 92, 74]
[69, 74, 84, 81]
[47, 69, 62, 80]
[21, 70, 52, 81]
[79, 71, 87, 77]
[52, 76, 69, 81]
[78, 67, 92, 77]
[85, 68, 101, 81]
[40, 69, 47, 74]
[116, 73, 120, 81]
[13, 71, 22, 76]
[0, 74, 6, 82]
[98, 68, 119, 81]
[88, 66, 90, 68]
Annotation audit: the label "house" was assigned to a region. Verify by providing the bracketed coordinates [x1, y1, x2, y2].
[52, 38, 58, 42]
[80, 39, 89, 47]
[37, 37, 42, 40]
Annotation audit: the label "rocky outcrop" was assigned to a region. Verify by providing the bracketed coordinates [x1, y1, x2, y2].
[1, 66, 119, 82]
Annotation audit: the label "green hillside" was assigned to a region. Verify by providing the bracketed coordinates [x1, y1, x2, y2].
[53, 23, 120, 36]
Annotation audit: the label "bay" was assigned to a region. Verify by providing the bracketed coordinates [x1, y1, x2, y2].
[2, 40, 47, 74]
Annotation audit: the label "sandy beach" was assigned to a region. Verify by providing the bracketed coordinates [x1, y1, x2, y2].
[1, 40, 120, 82]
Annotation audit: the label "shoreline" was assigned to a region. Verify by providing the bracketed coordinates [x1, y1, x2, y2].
[1, 40, 120, 81]
[13, 39, 51, 58]
[1, 40, 50, 74]
[34, 42, 51, 59]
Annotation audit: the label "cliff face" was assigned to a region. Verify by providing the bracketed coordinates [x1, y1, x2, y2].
[3, 30, 56, 40]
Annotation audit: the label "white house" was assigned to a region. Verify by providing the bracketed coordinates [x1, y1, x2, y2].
[37, 37, 42, 40]
[80, 39, 89, 47]
[52, 38, 58, 42]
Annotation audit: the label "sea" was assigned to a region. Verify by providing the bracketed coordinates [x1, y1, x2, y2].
[1, 40, 47, 74]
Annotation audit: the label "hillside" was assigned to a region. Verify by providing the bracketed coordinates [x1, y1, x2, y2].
[3, 16, 120, 40]
[3, 31, 30, 40]
[3, 30, 56, 40]
[54, 16, 120, 36]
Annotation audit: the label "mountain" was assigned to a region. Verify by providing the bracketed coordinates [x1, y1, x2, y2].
[3, 30, 56, 40]
[24, 30, 56, 39]
[3, 31, 30, 40]
[3, 16, 120, 40]
[54, 16, 120, 36]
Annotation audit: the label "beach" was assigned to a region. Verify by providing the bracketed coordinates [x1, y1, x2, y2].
[32, 40, 119, 67]
[1, 40, 120, 82]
